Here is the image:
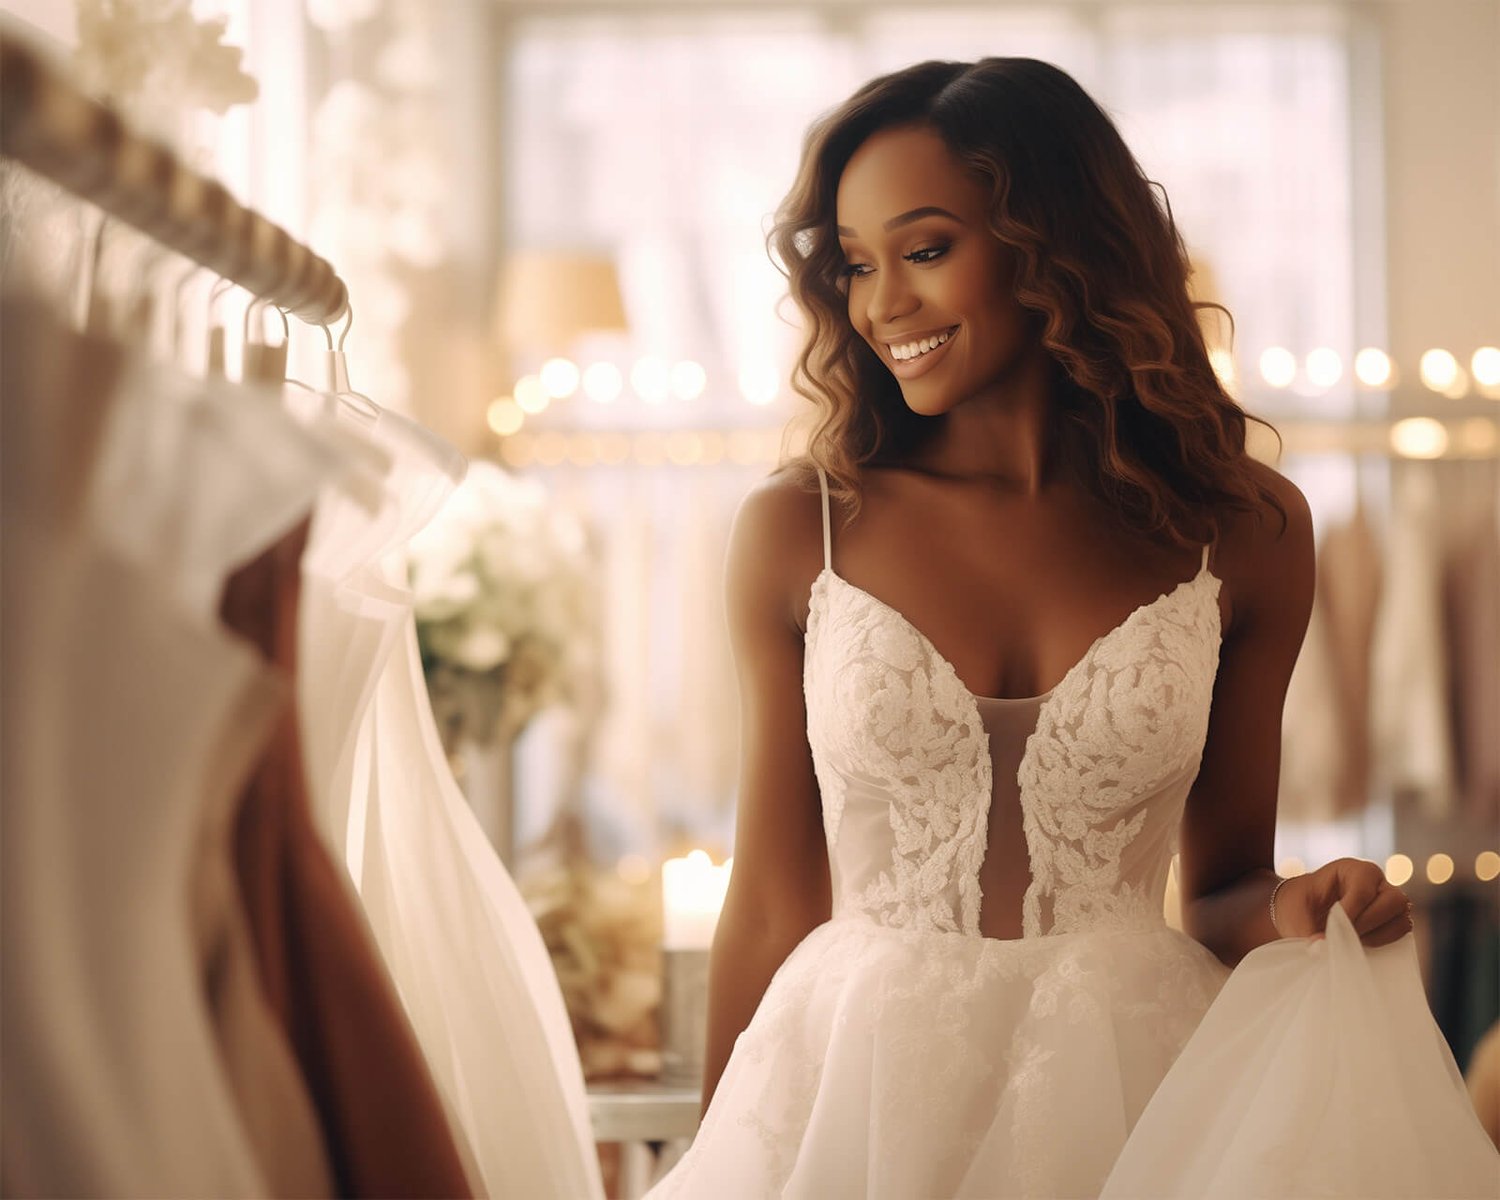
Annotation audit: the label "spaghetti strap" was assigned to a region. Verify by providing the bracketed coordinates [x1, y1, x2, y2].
[815, 465, 832, 572]
[1200, 540, 1212, 574]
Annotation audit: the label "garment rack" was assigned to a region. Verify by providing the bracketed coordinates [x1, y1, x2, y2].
[0, 31, 347, 326]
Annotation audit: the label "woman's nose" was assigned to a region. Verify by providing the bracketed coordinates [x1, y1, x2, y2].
[866, 267, 917, 329]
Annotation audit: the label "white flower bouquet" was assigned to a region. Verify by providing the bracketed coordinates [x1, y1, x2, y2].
[408, 460, 597, 753]
[75, 0, 259, 143]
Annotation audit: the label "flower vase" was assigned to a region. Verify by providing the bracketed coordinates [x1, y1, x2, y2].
[456, 734, 517, 869]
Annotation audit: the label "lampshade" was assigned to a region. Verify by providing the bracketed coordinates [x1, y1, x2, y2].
[495, 249, 628, 353]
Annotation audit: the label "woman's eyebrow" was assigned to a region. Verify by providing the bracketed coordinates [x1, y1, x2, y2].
[836, 205, 964, 238]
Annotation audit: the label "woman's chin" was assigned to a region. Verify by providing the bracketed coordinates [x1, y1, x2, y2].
[898, 384, 958, 418]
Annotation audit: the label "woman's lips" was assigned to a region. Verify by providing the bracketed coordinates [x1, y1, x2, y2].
[887, 326, 958, 380]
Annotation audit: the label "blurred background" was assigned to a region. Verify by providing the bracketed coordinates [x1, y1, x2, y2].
[3, 0, 1496, 1185]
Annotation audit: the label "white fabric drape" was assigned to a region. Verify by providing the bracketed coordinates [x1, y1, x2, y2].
[0, 301, 334, 1197]
[1101, 904, 1499, 1198]
[298, 413, 605, 1200]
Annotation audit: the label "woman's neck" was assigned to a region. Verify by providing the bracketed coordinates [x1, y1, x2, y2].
[895, 372, 1080, 497]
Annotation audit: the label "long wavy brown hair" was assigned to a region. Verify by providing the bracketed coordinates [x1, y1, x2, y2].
[769, 57, 1284, 548]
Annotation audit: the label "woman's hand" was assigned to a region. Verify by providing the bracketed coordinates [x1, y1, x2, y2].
[1275, 858, 1414, 947]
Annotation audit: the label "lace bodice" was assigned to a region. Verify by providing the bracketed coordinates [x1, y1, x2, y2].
[803, 466, 1223, 940]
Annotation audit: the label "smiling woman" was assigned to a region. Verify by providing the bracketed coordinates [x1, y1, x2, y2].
[643, 54, 1500, 1200]
[771, 57, 1283, 552]
[835, 128, 1040, 401]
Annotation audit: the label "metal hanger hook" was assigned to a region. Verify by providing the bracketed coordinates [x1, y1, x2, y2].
[125, 239, 170, 310]
[170, 261, 205, 359]
[242, 296, 266, 350]
[334, 301, 355, 352]
[206, 275, 235, 325]
[241, 297, 289, 348]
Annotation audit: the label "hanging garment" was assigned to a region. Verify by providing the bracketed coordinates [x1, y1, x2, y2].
[1371, 462, 1456, 816]
[1441, 488, 1500, 826]
[221, 512, 477, 1199]
[1, 297, 285, 1197]
[95, 360, 344, 1199]
[1277, 560, 1345, 822]
[192, 740, 338, 1199]
[91, 330, 408, 1198]
[299, 412, 606, 1200]
[644, 464, 1500, 1199]
[1318, 503, 1383, 816]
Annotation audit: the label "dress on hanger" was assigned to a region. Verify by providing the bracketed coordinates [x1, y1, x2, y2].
[222, 510, 476, 1200]
[298, 409, 606, 1200]
[1371, 462, 1455, 817]
[1441, 488, 1500, 826]
[98, 355, 346, 1199]
[645, 464, 1499, 1198]
[1318, 503, 1383, 816]
[1277, 560, 1345, 822]
[0, 297, 300, 1197]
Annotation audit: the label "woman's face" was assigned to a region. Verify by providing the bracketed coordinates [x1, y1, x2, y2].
[835, 123, 1040, 416]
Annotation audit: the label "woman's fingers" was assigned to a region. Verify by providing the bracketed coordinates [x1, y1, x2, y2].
[1349, 879, 1399, 935]
[1360, 904, 1415, 948]
[1335, 860, 1387, 930]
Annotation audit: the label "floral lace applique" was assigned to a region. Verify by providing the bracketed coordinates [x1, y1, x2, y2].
[805, 569, 991, 935]
[1019, 573, 1222, 937]
[806, 558, 1221, 943]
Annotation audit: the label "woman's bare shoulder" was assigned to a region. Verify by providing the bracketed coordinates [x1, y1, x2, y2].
[726, 458, 829, 634]
[737, 457, 824, 528]
[1215, 456, 1312, 555]
[1212, 455, 1314, 634]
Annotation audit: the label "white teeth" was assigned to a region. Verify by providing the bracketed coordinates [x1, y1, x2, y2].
[892, 328, 953, 361]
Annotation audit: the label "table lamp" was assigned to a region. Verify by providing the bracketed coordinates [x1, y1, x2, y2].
[495, 248, 628, 365]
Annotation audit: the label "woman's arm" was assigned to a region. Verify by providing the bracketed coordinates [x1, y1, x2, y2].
[1181, 461, 1415, 962]
[1179, 461, 1316, 965]
[699, 471, 832, 1119]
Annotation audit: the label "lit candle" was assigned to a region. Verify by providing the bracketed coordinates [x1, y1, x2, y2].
[661, 849, 732, 951]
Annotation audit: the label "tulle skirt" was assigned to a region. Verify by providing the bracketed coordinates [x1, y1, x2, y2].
[647, 906, 1499, 1198]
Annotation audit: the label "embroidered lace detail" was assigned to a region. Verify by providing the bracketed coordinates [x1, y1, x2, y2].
[1019, 572, 1222, 937]
[804, 569, 991, 936]
[805, 556, 1221, 943]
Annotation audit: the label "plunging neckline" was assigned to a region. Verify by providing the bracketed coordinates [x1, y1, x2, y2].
[812, 560, 1216, 706]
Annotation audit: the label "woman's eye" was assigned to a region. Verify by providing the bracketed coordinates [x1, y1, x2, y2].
[838, 244, 947, 281]
[906, 244, 948, 264]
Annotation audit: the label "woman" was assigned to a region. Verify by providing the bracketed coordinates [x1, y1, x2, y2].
[646, 58, 1486, 1198]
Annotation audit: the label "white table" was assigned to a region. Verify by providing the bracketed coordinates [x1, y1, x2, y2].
[588, 1078, 700, 1197]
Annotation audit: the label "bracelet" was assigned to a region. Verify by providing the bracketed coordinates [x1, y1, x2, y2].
[1268, 875, 1290, 936]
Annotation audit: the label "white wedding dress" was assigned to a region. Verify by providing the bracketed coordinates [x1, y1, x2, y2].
[646, 465, 1499, 1199]
[298, 406, 605, 1200]
[1, 300, 337, 1197]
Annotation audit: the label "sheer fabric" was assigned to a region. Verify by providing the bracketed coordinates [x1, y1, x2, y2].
[298, 416, 606, 1200]
[645, 464, 1499, 1198]
[221, 516, 475, 1199]
[0, 296, 481, 1197]
[0, 299, 314, 1196]
[1100, 904, 1499, 1198]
